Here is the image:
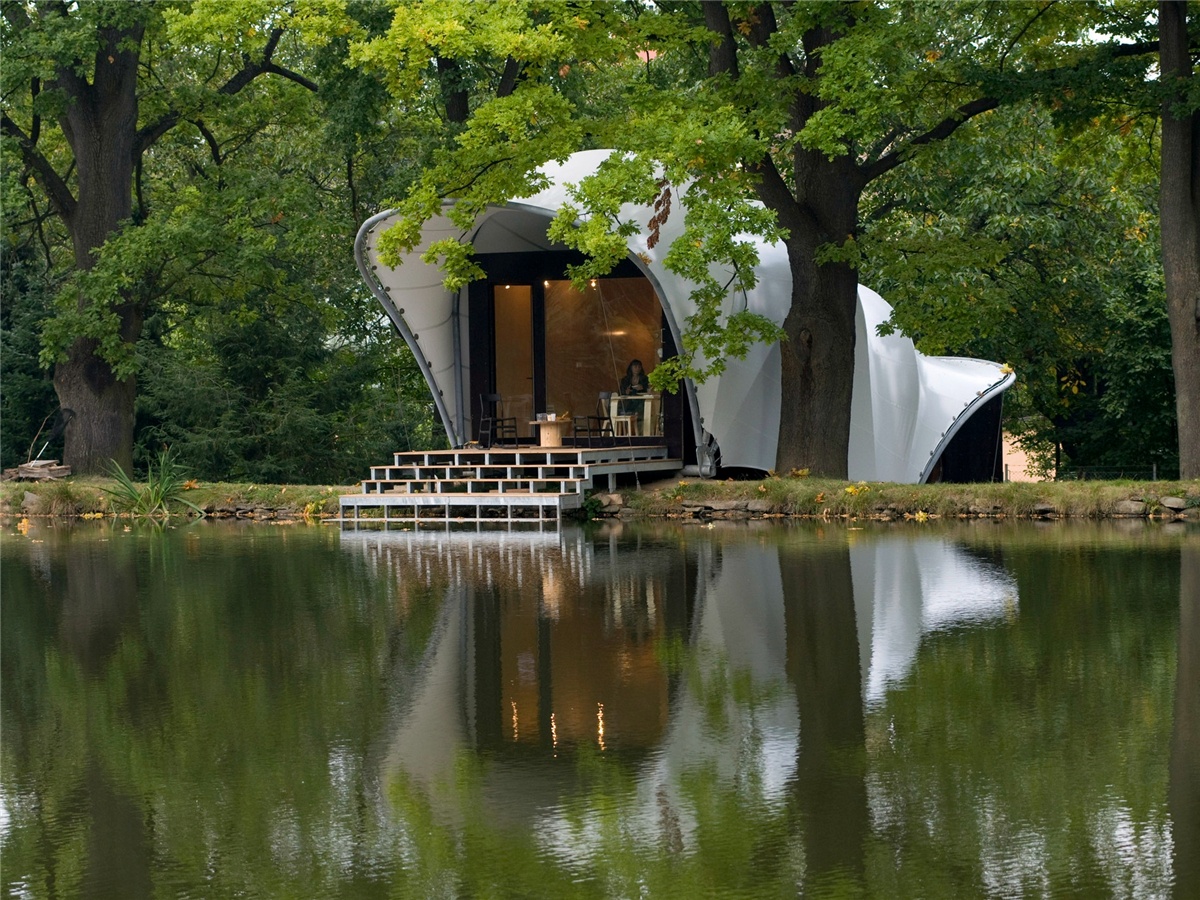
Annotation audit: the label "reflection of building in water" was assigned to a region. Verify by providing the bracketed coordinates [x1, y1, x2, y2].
[850, 539, 1017, 706]
[341, 525, 700, 821]
[345, 528, 1020, 856]
[494, 549, 670, 753]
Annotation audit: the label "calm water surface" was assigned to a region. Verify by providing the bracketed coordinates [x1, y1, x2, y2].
[2, 518, 1196, 899]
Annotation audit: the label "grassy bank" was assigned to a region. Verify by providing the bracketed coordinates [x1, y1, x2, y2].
[2, 478, 350, 521]
[3, 473, 1199, 522]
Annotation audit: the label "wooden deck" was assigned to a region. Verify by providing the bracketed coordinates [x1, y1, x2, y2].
[337, 444, 681, 526]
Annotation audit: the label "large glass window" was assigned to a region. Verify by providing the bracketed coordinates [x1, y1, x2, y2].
[544, 278, 662, 429]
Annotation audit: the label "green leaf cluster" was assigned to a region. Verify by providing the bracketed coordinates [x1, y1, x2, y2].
[860, 103, 1175, 473]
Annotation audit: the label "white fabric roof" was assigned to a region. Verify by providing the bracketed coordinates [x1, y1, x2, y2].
[355, 149, 1013, 481]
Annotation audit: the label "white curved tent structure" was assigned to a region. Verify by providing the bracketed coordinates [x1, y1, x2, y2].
[355, 150, 1013, 482]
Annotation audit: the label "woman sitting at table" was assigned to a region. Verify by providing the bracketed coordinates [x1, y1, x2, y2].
[619, 359, 649, 418]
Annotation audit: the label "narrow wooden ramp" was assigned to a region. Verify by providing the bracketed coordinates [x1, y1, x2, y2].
[337, 445, 681, 526]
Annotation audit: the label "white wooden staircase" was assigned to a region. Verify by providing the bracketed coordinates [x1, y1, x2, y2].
[338, 445, 681, 526]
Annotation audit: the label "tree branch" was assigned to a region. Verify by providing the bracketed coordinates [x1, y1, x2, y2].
[861, 96, 1000, 184]
[748, 156, 811, 238]
[1, 114, 76, 218]
[747, 3, 795, 80]
[35, 0, 89, 102]
[442, 156, 520, 198]
[497, 56, 523, 98]
[860, 26, 1162, 186]
[194, 119, 223, 167]
[219, 28, 279, 95]
[136, 26, 317, 155]
[437, 56, 469, 124]
[261, 60, 319, 93]
[6, 187, 59, 272]
[29, 76, 42, 145]
[135, 111, 182, 155]
[704, 1, 739, 79]
[998, 1, 1058, 72]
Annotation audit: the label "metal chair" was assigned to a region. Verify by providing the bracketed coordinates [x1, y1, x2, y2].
[573, 392, 631, 447]
[478, 393, 518, 447]
[572, 393, 612, 448]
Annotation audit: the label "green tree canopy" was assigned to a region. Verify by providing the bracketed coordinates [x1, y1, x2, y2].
[861, 104, 1176, 475]
[358, 0, 1176, 478]
[1, 0, 442, 479]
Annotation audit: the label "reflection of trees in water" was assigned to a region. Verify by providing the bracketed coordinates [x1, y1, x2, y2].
[2, 524, 404, 899]
[1172, 541, 1199, 900]
[371, 524, 1186, 897]
[862, 531, 1182, 897]
[780, 540, 868, 893]
[2, 522, 1187, 898]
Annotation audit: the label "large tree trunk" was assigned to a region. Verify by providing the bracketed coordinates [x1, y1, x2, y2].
[777, 242, 859, 479]
[55, 340, 139, 475]
[52, 20, 145, 474]
[1160, 1, 1200, 480]
[772, 148, 862, 479]
[733, 10, 863, 479]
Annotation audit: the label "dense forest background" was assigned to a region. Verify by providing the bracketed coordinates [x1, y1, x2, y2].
[1, 1, 1194, 482]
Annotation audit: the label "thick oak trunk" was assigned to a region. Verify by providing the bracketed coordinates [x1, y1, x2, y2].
[771, 148, 862, 479]
[777, 248, 864, 480]
[52, 21, 144, 474]
[732, 9, 863, 479]
[777, 253, 859, 478]
[1160, 1, 1200, 479]
[54, 340, 139, 475]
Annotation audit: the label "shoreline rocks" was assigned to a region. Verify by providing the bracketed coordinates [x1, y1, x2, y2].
[585, 492, 1200, 523]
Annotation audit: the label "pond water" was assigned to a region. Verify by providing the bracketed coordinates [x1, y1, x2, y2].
[1, 518, 1196, 899]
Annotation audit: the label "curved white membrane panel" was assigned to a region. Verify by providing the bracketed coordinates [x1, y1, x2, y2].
[850, 537, 1018, 708]
[356, 150, 1014, 480]
[850, 286, 1015, 483]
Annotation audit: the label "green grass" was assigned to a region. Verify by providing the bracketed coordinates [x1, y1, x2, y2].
[622, 474, 1200, 520]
